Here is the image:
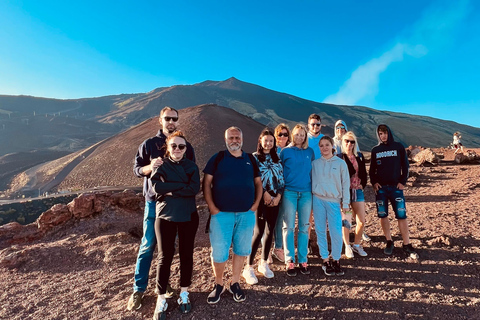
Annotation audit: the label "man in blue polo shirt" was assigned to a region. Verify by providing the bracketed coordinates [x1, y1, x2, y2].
[203, 126, 262, 304]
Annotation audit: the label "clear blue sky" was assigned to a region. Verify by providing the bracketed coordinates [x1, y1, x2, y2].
[1, 0, 479, 127]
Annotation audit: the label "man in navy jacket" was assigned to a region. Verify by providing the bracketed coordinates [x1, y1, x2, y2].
[127, 106, 195, 311]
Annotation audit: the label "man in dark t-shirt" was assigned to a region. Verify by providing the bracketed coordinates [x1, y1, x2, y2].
[203, 126, 262, 305]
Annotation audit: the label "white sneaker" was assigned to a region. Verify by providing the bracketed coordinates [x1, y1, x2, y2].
[258, 261, 274, 279]
[242, 266, 258, 285]
[352, 244, 368, 257]
[153, 297, 168, 320]
[344, 244, 354, 259]
[362, 232, 371, 242]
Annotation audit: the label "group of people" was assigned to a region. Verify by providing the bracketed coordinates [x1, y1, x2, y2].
[126, 107, 419, 320]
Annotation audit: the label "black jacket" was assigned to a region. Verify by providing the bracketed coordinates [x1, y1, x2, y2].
[148, 157, 200, 222]
[341, 152, 368, 189]
[369, 124, 409, 186]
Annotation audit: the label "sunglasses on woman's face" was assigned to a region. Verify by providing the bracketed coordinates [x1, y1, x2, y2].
[278, 133, 289, 137]
[170, 143, 186, 150]
[345, 140, 355, 144]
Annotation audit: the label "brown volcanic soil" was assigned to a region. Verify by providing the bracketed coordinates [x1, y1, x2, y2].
[1, 148, 479, 319]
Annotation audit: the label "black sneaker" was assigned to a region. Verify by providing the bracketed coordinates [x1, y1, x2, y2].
[207, 284, 225, 304]
[332, 260, 344, 276]
[286, 261, 297, 277]
[403, 243, 419, 259]
[229, 282, 246, 302]
[299, 262, 310, 275]
[322, 260, 335, 276]
[384, 240, 394, 255]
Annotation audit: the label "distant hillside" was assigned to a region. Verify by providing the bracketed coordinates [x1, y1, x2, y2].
[1, 78, 479, 157]
[7, 104, 266, 195]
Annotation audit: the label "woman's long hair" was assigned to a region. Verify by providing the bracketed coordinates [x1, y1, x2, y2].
[256, 128, 280, 163]
[341, 131, 359, 156]
[291, 124, 309, 150]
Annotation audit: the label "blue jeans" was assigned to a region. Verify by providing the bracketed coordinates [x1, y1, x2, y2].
[312, 196, 343, 261]
[280, 190, 312, 264]
[209, 211, 256, 263]
[133, 200, 156, 293]
[273, 203, 284, 249]
[375, 186, 407, 219]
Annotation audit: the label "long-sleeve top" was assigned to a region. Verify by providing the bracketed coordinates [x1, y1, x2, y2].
[134, 129, 195, 202]
[369, 124, 409, 186]
[148, 157, 200, 222]
[280, 146, 315, 192]
[253, 152, 285, 196]
[312, 155, 350, 209]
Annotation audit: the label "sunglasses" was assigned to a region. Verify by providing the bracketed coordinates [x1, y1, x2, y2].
[336, 126, 345, 130]
[169, 143, 186, 150]
[345, 140, 355, 144]
[310, 123, 321, 127]
[278, 133, 289, 137]
[163, 116, 178, 122]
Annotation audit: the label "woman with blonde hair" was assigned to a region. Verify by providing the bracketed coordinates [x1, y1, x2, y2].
[340, 131, 368, 258]
[279, 124, 315, 276]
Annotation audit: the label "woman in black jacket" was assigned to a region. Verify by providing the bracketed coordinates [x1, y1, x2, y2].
[340, 131, 369, 259]
[149, 131, 200, 320]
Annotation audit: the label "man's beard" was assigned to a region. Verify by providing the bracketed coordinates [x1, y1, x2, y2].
[166, 125, 176, 134]
[226, 142, 242, 151]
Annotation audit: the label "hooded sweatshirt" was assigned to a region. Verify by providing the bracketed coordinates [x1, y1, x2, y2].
[333, 120, 360, 156]
[311, 155, 350, 208]
[369, 124, 409, 187]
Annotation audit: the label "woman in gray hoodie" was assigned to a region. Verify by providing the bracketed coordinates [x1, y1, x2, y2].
[312, 136, 350, 276]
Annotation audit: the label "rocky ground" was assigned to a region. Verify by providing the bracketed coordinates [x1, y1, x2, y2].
[0, 148, 479, 320]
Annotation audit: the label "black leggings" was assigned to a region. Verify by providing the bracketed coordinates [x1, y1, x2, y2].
[248, 201, 280, 265]
[154, 211, 199, 294]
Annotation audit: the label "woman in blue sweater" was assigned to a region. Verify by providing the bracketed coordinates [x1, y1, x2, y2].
[279, 124, 315, 276]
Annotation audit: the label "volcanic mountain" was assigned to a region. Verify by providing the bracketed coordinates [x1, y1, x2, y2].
[7, 104, 266, 196]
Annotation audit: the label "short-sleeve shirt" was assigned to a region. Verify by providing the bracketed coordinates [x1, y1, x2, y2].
[203, 150, 260, 212]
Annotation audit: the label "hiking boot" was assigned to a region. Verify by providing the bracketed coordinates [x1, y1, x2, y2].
[344, 244, 354, 259]
[384, 240, 394, 255]
[332, 260, 344, 276]
[286, 261, 297, 277]
[152, 297, 168, 320]
[229, 282, 246, 302]
[403, 243, 419, 259]
[272, 248, 285, 263]
[207, 284, 225, 304]
[258, 260, 274, 278]
[352, 244, 368, 257]
[362, 232, 371, 242]
[177, 291, 191, 314]
[322, 260, 335, 276]
[299, 262, 310, 275]
[127, 291, 143, 311]
[242, 266, 258, 285]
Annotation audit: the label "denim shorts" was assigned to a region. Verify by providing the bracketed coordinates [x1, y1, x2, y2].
[350, 189, 365, 203]
[375, 186, 407, 219]
[209, 210, 256, 263]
